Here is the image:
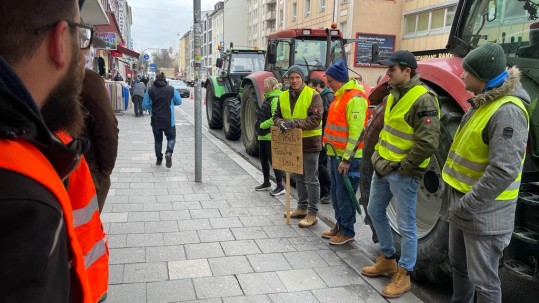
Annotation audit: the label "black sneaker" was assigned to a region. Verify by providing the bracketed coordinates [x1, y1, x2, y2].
[270, 185, 286, 196]
[255, 182, 272, 191]
[156, 158, 162, 165]
[320, 195, 331, 204]
[165, 152, 172, 168]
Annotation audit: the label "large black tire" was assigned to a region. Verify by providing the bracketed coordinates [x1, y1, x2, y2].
[241, 84, 260, 156]
[223, 97, 241, 140]
[360, 94, 462, 283]
[206, 82, 222, 129]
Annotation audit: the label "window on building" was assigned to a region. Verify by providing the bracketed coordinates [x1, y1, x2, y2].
[305, 0, 311, 17]
[430, 8, 445, 30]
[279, 9, 284, 25]
[417, 11, 429, 32]
[320, 0, 326, 11]
[292, 3, 297, 21]
[341, 0, 348, 4]
[445, 5, 456, 27]
[339, 21, 347, 37]
[404, 4, 457, 36]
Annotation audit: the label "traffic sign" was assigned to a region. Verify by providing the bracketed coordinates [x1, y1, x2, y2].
[143, 54, 150, 60]
[149, 63, 157, 69]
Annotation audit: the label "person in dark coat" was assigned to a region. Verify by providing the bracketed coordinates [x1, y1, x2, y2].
[308, 77, 334, 204]
[80, 69, 119, 212]
[143, 72, 182, 168]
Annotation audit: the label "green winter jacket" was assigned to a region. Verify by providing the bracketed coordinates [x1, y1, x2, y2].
[258, 89, 282, 141]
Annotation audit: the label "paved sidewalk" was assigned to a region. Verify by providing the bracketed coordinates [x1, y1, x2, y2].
[101, 107, 423, 303]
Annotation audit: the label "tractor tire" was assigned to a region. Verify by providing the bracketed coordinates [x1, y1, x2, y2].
[241, 84, 260, 156]
[206, 82, 222, 129]
[223, 97, 241, 140]
[359, 94, 462, 283]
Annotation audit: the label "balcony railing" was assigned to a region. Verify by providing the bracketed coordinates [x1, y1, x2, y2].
[265, 10, 276, 21]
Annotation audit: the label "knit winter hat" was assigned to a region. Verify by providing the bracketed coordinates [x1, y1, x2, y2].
[287, 65, 305, 81]
[462, 42, 506, 82]
[326, 60, 349, 83]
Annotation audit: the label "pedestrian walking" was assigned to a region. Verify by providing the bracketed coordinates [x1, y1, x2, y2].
[274, 65, 323, 228]
[255, 77, 285, 196]
[80, 68, 119, 212]
[0, 0, 93, 301]
[308, 77, 334, 204]
[360, 50, 440, 299]
[320, 60, 369, 245]
[143, 72, 182, 168]
[131, 76, 147, 117]
[443, 42, 529, 303]
[114, 71, 123, 81]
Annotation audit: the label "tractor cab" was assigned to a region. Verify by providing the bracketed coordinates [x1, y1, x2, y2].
[216, 49, 265, 94]
[265, 28, 346, 83]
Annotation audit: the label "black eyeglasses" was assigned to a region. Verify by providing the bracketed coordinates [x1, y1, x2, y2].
[34, 20, 94, 50]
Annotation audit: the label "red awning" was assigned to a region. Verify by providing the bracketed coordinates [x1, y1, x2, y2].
[114, 45, 140, 58]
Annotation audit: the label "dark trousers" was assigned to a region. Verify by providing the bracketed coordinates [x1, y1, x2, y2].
[152, 125, 176, 160]
[318, 149, 331, 197]
[259, 139, 283, 184]
[90, 170, 111, 212]
[132, 95, 143, 116]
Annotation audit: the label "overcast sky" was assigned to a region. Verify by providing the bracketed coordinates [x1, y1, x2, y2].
[129, 0, 216, 53]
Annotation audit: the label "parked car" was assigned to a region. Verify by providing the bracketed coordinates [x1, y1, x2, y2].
[168, 80, 190, 98]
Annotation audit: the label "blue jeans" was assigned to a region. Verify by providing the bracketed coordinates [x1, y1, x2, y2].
[152, 125, 176, 160]
[329, 156, 361, 237]
[367, 171, 419, 271]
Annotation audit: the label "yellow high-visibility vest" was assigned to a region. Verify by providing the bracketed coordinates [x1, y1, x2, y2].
[375, 85, 438, 168]
[279, 86, 322, 138]
[442, 95, 529, 200]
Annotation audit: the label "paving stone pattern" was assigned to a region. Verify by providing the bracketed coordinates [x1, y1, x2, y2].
[102, 110, 419, 303]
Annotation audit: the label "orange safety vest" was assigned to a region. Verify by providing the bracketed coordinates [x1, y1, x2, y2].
[0, 138, 92, 303]
[56, 131, 109, 303]
[323, 89, 370, 150]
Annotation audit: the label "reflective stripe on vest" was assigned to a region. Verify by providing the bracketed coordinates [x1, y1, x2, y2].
[56, 131, 109, 303]
[442, 96, 529, 200]
[376, 85, 437, 168]
[0, 139, 93, 303]
[323, 89, 369, 158]
[279, 86, 322, 138]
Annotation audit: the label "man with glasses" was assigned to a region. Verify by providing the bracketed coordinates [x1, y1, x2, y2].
[0, 0, 93, 302]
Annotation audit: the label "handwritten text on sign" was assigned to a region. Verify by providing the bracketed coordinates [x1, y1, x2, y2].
[271, 126, 303, 175]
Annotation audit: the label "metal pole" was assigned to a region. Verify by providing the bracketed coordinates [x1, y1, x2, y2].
[193, 0, 203, 183]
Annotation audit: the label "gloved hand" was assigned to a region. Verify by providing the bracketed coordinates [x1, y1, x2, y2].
[279, 120, 294, 133]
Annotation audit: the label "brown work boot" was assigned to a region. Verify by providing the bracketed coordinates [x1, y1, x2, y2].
[329, 233, 354, 245]
[381, 266, 411, 298]
[321, 226, 339, 239]
[361, 253, 398, 277]
[298, 215, 318, 228]
[283, 208, 307, 219]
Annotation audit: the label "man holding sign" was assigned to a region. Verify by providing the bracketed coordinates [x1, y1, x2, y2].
[321, 60, 369, 245]
[274, 66, 323, 228]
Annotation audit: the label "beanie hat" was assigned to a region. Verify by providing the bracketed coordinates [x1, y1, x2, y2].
[462, 42, 506, 82]
[287, 65, 305, 81]
[326, 60, 349, 83]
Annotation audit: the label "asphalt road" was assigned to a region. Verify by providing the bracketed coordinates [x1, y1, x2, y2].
[177, 86, 539, 303]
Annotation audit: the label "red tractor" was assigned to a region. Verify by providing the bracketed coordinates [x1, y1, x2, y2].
[363, 0, 539, 283]
[239, 27, 369, 156]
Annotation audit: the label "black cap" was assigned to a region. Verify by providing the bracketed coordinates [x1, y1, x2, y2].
[379, 50, 417, 69]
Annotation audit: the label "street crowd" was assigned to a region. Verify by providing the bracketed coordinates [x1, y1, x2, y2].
[0, 0, 530, 302]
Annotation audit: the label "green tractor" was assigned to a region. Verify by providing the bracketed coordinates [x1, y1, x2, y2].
[205, 48, 265, 140]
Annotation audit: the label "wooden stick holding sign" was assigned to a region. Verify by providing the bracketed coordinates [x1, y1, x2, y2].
[270, 126, 303, 224]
